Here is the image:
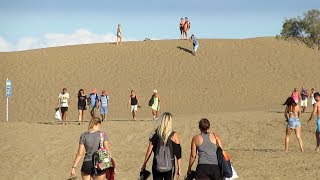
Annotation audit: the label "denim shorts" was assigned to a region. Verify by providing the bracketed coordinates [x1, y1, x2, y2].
[288, 118, 301, 129]
[317, 117, 320, 133]
[100, 106, 108, 115]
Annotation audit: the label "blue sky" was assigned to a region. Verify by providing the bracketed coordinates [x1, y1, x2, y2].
[0, 0, 319, 51]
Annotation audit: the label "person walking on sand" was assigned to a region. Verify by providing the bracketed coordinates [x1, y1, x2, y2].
[128, 90, 139, 121]
[57, 88, 70, 125]
[283, 97, 304, 152]
[190, 34, 199, 56]
[88, 88, 100, 118]
[310, 88, 316, 108]
[187, 118, 223, 180]
[183, 17, 191, 39]
[291, 88, 301, 104]
[300, 86, 308, 113]
[99, 90, 109, 122]
[70, 117, 112, 180]
[308, 92, 320, 151]
[116, 24, 122, 45]
[141, 112, 182, 180]
[78, 89, 88, 125]
[179, 18, 185, 39]
[149, 90, 161, 120]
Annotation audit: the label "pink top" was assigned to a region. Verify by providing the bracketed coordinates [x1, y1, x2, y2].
[292, 92, 299, 102]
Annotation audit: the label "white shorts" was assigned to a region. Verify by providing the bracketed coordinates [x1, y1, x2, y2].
[301, 99, 308, 107]
[131, 105, 138, 112]
[312, 98, 316, 105]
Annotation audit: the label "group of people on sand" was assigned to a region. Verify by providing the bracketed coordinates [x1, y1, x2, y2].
[179, 17, 199, 56]
[284, 86, 320, 152]
[70, 112, 227, 180]
[56, 88, 162, 124]
[57, 88, 110, 125]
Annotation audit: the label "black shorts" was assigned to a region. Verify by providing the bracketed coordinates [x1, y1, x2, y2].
[78, 106, 87, 110]
[60, 107, 68, 113]
[196, 164, 222, 180]
[180, 27, 184, 34]
[81, 161, 105, 176]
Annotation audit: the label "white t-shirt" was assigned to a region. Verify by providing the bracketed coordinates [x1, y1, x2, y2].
[59, 93, 69, 107]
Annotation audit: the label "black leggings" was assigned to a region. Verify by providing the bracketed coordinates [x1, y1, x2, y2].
[152, 168, 173, 180]
[196, 164, 222, 180]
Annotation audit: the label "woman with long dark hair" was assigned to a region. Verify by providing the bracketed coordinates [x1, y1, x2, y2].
[78, 89, 88, 125]
[283, 97, 304, 152]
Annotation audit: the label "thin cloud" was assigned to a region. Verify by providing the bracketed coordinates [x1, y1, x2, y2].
[0, 29, 135, 52]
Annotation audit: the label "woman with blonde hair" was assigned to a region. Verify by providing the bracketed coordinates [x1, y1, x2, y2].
[141, 112, 182, 180]
[70, 117, 112, 180]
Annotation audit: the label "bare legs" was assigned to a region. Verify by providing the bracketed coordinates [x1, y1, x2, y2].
[132, 110, 137, 121]
[61, 110, 67, 125]
[315, 132, 320, 151]
[285, 126, 304, 152]
[101, 114, 107, 122]
[152, 109, 158, 120]
[116, 36, 122, 45]
[78, 110, 85, 125]
[81, 172, 105, 180]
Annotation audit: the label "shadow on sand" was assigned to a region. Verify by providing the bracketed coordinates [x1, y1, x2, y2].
[177, 46, 193, 55]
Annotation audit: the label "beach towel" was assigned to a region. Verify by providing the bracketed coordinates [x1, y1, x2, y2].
[105, 158, 116, 180]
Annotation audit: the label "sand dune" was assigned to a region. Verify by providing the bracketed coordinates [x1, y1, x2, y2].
[0, 38, 320, 179]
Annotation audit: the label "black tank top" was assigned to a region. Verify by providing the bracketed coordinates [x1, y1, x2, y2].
[131, 96, 138, 105]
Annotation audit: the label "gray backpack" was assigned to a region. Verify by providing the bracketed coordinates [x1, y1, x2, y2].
[155, 132, 175, 172]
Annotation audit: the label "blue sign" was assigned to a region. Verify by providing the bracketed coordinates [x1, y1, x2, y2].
[6, 79, 11, 97]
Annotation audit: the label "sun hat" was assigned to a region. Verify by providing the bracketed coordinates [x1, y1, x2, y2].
[154, 89, 158, 93]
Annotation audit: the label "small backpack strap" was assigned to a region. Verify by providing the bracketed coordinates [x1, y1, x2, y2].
[100, 132, 104, 148]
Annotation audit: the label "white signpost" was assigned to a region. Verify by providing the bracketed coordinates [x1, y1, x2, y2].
[6, 79, 11, 122]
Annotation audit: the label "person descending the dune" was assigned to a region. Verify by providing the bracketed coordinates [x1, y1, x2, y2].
[128, 90, 139, 121]
[149, 90, 161, 120]
[99, 90, 109, 122]
[283, 97, 304, 152]
[310, 88, 316, 108]
[88, 88, 100, 118]
[300, 86, 308, 113]
[291, 88, 301, 104]
[57, 88, 70, 125]
[190, 34, 199, 56]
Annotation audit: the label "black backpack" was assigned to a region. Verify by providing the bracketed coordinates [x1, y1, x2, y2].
[148, 95, 154, 106]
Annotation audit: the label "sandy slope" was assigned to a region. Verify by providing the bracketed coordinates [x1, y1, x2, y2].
[0, 38, 320, 179]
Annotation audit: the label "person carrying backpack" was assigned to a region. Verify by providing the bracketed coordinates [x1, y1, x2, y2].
[141, 112, 182, 180]
[88, 88, 100, 118]
[99, 90, 109, 122]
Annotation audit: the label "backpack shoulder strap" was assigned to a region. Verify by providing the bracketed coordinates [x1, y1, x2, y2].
[100, 132, 104, 148]
[212, 133, 220, 147]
